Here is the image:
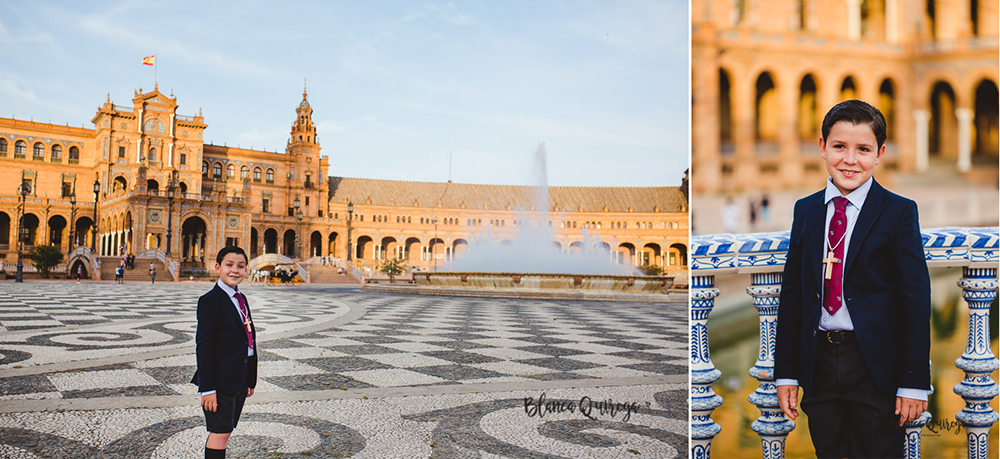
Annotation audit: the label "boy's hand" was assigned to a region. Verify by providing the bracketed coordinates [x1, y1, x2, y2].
[201, 393, 218, 412]
[776, 385, 799, 420]
[895, 396, 927, 426]
[247, 388, 255, 397]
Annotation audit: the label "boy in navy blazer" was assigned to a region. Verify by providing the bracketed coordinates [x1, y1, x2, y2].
[191, 246, 258, 459]
[775, 100, 931, 458]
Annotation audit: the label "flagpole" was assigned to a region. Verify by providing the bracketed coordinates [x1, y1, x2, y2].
[154, 53, 158, 87]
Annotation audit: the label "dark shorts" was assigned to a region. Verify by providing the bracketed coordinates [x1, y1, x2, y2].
[203, 389, 247, 434]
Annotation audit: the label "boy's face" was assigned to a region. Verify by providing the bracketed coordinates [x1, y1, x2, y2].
[820, 121, 885, 196]
[216, 253, 247, 288]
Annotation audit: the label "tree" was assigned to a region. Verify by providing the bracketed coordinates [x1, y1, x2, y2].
[29, 244, 64, 279]
[379, 258, 406, 283]
[640, 263, 663, 276]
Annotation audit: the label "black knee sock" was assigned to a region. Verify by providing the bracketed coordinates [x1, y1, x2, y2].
[205, 447, 226, 458]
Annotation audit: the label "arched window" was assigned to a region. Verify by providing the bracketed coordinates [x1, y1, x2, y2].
[202, 161, 209, 176]
[253, 167, 262, 182]
[148, 147, 157, 163]
[241, 166, 250, 180]
[69, 146, 79, 161]
[227, 164, 235, 179]
[14, 140, 26, 156]
[265, 168, 274, 183]
[33, 142, 44, 159]
[212, 162, 222, 178]
[50, 144, 62, 161]
[0, 138, 6, 154]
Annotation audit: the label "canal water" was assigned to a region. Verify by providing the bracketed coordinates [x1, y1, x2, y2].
[707, 267, 999, 458]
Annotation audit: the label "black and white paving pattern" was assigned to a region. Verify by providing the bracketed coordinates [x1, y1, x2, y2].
[0, 282, 686, 458]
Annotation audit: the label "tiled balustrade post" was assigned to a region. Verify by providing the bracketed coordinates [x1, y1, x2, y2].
[691, 273, 722, 459]
[746, 271, 795, 458]
[691, 234, 737, 459]
[925, 227, 999, 459]
[954, 266, 998, 459]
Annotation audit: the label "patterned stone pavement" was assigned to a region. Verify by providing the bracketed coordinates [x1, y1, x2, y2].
[0, 282, 687, 458]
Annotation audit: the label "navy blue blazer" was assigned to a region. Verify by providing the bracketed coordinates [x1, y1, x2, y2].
[774, 179, 931, 396]
[191, 284, 258, 395]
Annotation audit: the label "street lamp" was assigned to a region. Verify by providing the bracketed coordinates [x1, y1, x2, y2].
[346, 202, 353, 261]
[91, 179, 99, 253]
[68, 193, 76, 251]
[432, 218, 439, 272]
[15, 181, 30, 283]
[293, 197, 303, 259]
[165, 175, 176, 256]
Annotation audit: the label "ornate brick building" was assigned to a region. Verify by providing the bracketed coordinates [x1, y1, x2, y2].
[0, 88, 687, 278]
[692, 0, 999, 193]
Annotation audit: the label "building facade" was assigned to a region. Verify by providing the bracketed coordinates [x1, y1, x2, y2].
[0, 88, 687, 278]
[692, 0, 999, 193]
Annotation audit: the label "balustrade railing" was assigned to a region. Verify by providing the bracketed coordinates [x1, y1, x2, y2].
[691, 226, 999, 459]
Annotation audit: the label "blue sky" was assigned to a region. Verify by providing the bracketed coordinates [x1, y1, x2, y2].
[0, 1, 688, 187]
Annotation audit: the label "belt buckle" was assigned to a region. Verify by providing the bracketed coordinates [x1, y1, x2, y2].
[827, 331, 843, 344]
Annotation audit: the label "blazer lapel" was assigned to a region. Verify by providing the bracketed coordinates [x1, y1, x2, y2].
[214, 285, 243, 329]
[805, 193, 827, 290]
[844, 180, 885, 275]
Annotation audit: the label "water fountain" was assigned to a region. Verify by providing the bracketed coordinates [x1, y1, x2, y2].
[370, 144, 678, 302]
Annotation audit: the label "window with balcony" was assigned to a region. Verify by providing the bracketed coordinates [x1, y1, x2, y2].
[253, 167, 262, 182]
[241, 166, 249, 180]
[50, 145, 62, 162]
[14, 140, 26, 158]
[119, 146, 126, 158]
[69, 146, 79, 164]
[212, 162, 222, 179]
[227, 164, 235, 179]
[265, 168, 274, 184]
[262, 199, 270, 213]
[0, 138, 6, 156]
[33, 142, 44, 160]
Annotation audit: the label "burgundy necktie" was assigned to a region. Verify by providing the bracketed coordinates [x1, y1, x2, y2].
[823, 197, 849, 315]
[236, 292, 254, 349]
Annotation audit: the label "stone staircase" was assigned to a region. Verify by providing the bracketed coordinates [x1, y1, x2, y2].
[100, 257, 169, 282]
[307, 263, 362, 284]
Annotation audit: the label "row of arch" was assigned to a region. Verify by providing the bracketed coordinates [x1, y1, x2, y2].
[0, 138, 81, 161]
[247, 228, 688, 267]
[718, 69, 999, 156]
[203, 161, 275, 183]
[0, 211, 94, 248]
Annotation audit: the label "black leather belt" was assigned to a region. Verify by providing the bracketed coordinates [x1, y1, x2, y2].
[822, 330, 855, 344]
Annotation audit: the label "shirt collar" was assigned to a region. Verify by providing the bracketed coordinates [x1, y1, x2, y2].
[824, 176, 873, 210]
[216, 279, 240, 298]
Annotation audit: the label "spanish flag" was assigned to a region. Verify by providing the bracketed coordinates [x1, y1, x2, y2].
[142, 55, 155, 66]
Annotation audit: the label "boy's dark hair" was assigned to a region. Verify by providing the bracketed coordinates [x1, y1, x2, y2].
[821, 99, 888, 149]
[216, 246, 248, 264]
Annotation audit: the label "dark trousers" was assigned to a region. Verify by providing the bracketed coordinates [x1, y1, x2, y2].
[800, 334, 904, 459]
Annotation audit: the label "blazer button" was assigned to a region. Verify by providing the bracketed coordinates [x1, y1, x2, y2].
[812, 330, 817, 337]
[244, 358, 248, 363]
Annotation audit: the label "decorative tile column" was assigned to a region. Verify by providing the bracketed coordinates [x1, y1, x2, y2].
[746, 272, 795, 458]
[691, 274, 722, 459]
[691, 234, 738, 459]
[740, 232, 796, 458]
[954, 265, 998, 459]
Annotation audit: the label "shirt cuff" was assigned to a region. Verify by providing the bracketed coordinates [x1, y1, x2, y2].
[896, 388, 928, 401]
[775, 379, 799, 387]
[200, 390, 216, 396]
